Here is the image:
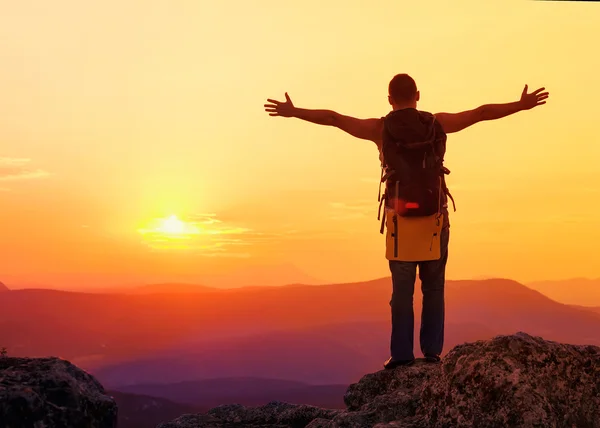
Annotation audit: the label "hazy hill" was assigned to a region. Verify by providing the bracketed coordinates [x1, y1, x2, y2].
[127, 283, 217, 294]
[94, 319, 497, 387]
[115, 377, 347, 409]
[107, 390, 199, 428]
[526, 278, 600, 306]
[3, 277, 600, 387]
[569, 304, 600, 315]
[71, 283, 218, 295]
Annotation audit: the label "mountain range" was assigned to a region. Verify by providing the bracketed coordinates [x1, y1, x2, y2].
[2, 276, 599, 427]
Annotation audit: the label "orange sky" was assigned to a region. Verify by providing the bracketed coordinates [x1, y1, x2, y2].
[1, 0, 599, 288]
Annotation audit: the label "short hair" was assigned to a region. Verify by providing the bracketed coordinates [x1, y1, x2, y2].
[388, 74, 417, 104]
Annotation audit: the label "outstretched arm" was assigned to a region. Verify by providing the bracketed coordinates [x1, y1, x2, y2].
[264, 93, 381, 143]
[434, 85, 549, 134]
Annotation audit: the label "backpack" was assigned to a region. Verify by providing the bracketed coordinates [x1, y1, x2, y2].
[377, 109, 454, 233]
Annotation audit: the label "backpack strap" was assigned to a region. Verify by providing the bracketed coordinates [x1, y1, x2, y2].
[433, 116, 456, 213]
[441, 173, 457, 212]
[444, 185, 457, 212]
[379, 200, 387, 235]
[378, 165, 384, 202]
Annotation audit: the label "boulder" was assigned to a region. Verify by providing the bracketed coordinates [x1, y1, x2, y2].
[0, 357, 117, 428]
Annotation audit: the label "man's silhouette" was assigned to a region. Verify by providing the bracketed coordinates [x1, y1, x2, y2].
[264, 74, 549, 369]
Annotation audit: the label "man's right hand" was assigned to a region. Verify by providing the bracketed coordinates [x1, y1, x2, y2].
[263, 93, 382, 145]
[264, 93, 296, 117]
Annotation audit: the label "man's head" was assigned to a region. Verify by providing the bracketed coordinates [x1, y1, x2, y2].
[388, 74, 420, 109]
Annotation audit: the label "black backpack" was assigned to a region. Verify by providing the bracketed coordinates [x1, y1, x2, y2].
[377, 109, 454, 232]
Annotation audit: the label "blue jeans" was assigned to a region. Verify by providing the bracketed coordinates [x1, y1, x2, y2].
[388, 226, 450, 361]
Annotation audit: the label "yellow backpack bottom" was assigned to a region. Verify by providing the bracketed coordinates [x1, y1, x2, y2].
[385, 209, 444, 262]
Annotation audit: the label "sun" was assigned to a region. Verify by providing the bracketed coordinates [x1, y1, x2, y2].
[137, 215, 201, 249]
[159, 215, 186, 235]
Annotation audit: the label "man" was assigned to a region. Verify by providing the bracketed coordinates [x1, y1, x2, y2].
[264, 74, 549, 369]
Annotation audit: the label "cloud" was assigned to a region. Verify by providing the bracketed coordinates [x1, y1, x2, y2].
[185, 213, 223, 226]
[448, 182, 600, 195]
[0, 157, 50, 182]
[329, 200, 377, 221]
[137, 213, 301, 256]
[0, 157, 30, 165]
[193, 249, 252, 259]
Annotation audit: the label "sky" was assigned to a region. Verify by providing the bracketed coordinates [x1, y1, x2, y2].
[1, 0, 599, 289]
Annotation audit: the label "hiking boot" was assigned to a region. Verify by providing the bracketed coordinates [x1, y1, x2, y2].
[384, 357, 415, 370]
[424, 354, 441, 363]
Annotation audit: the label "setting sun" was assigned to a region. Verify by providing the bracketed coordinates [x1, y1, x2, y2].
[141, 215, 200, 236]
[137, 215, 201, 250]
[159, 215, 187, 235]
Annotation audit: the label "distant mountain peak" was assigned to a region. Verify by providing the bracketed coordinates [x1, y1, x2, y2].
[0, 282, 9, 292]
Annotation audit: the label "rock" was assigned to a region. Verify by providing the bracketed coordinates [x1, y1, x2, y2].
[157, 402, 341, 428]
[343, 359, 436, 411]
[158, 332, 600, 428]
[419, 332, 600, 427]
[0, 357, 118, 428]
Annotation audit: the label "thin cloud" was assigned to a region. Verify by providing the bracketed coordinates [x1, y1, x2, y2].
[196, 249, 252, 259]
[0, 157, 30, 165]
[465, 215, 598, 226]
[329, 200, 377, 221]
[449, 183, 600, 194]
[138, 213, 300, 256]
[186, 213, 223, 225]
[0, 157, 50, 182]
[448, 184, 506, 192]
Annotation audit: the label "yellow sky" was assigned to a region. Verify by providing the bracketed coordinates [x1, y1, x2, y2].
[1, 0, 599, 288]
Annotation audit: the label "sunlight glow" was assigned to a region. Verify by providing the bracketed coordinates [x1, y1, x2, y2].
[138, 215, 200, 236]
[136, 214, 254, 254]
[137, 215, 201, 249]
[159, 215, 187, 235]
